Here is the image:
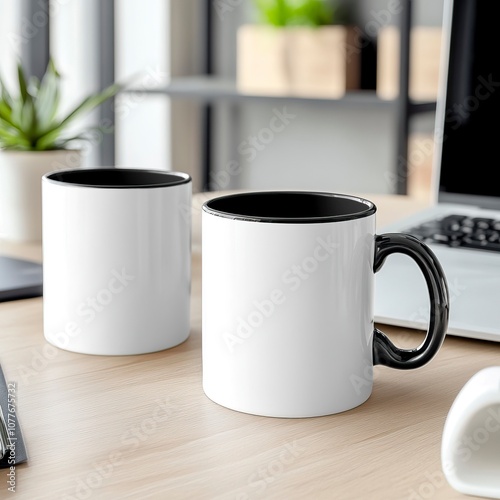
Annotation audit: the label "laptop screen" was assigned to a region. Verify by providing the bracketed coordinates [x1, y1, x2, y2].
[437, 0, 500, 208]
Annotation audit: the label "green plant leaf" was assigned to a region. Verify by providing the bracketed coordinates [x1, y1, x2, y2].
[10, 97, 24, 130]
[37, 81, 123, 148]
[59, 82, 122, 127]
[35, 57, 61, 133]
[0, 101, 16, 128]
[0, 76, 13, 110]
[27, 76, 40, 97]
[36, 121, 115, 150]
[253, 0, 336, 26]
[255, 0, 288, 26]
[33, 126, 61, 150]
[0, 117, 24, 139]
[20, 98, 38, 143]
[51, 127, 104, 148]
[17, 63, 29, 102]
[0, 127, 30, 149]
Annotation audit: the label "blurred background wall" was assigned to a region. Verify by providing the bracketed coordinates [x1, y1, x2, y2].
[0, 0, 445, 199]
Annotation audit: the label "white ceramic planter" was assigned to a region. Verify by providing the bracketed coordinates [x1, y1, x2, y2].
[0, 149, 81, 242]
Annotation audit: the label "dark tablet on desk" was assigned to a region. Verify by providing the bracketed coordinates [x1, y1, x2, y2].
[0, 256, 43, 302]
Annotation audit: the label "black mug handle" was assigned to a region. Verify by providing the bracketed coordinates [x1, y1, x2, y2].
[373, 233, 450, 369]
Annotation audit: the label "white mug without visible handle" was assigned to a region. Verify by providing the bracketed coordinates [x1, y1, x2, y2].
[42, 168, 192, 356]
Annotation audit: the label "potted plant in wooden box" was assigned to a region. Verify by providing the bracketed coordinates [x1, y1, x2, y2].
[0, 59, 123, 242]
[237, 0, 360, 98]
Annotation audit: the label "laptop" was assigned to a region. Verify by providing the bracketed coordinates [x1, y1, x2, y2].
[374, 0, 500, 342]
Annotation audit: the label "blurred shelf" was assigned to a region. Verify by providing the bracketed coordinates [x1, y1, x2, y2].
[123, 76, 436, 113]
[121, 63, 435, 195]
[122, 76, 434, 110]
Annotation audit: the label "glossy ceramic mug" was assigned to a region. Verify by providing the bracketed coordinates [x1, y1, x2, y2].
[202, 191, 449, 417]
[42, 168, 192, 355]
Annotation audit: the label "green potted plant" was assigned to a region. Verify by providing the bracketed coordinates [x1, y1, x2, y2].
[0, 59, 123, 242]
[237, 0, 360, 98]
[254, 0, 338, 26]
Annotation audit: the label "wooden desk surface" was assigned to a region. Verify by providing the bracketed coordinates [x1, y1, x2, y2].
[0, 192, 492, 500]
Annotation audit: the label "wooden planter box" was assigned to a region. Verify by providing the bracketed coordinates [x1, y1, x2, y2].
[237, 25, 361, 99]
[377, 26, 443, 101]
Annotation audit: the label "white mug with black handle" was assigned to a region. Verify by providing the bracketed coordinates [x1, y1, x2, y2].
[202, 191, 449, 418]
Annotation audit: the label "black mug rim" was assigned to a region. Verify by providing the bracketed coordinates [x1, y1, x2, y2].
[43, 168, 191, 189]
[202, 191, 377, 224]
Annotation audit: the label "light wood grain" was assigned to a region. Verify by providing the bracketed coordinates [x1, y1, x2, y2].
[0, 192, 490, 500]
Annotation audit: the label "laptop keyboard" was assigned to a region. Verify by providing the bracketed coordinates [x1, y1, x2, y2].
[406, 215, 500, 252]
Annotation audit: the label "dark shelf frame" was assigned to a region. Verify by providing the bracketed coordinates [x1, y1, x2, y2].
[394, 0, 438, 194]
[396, 0, 413, 196]
[98, 0, 116, 167]
[201, 0, 213, 190]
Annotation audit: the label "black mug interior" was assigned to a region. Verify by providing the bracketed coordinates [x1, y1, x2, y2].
[44, 168, 191, 189]
[203, 191, 376, 223]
